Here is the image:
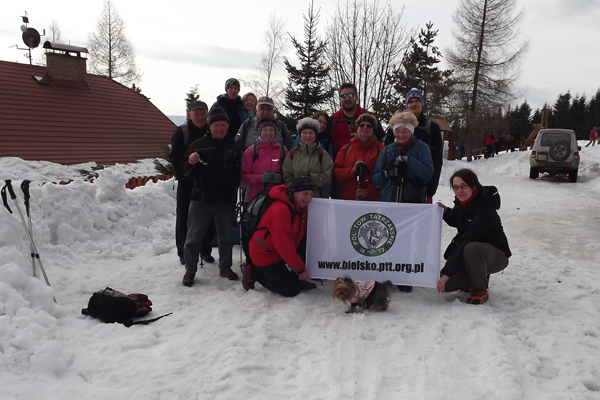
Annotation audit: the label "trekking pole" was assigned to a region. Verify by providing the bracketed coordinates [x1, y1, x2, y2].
[2, 180, 56, 303]
[21, 180, 36, 277]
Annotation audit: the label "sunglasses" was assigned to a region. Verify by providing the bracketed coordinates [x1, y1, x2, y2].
[340, 93, 356, 99]
[358, 123, 373, 129]
[452, 184, 470, 191]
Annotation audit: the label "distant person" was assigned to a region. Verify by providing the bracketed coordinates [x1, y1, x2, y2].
[485, 130, 497, 158]
[436, 169, 511, 305]
[241, 92, 257, 121]
[235, 96, 293, 151]
[181, 107, 241, 287]
[242, 174, 317, 297]
[169, 100, 216, 265]
[282, 118, 333, 199]
[333, 113, 384, 201]
[459, 143, 466, 160]
[384, 88, 443, 203]
[211, 78, 244, 141]
[586, 126, 598, 147]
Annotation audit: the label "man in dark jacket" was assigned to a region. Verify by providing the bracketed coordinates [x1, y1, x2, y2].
[211, 78, 244, 141]
[181, 107, 241, 287]
[169, 100, 216, 265]
[384, 88, 443, 203]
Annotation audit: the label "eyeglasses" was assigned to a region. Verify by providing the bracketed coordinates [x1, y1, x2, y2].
[358, 123, 373, 129]
[452, 184, 470, 191]
[340, 93, 356, 99]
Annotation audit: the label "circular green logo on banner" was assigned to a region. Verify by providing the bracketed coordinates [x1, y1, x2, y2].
[349, 213, 396, 256]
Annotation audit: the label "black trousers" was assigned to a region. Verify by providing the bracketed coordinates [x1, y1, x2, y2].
[252, 261, 301, 298]
[176, 181, 215, 258]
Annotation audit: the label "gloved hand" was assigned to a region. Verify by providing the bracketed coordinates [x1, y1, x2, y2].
[383, 159, 399, 179]
[259, 172, 273, 183]
[395, 155, 409, 163]
[272, 172, 283, 184]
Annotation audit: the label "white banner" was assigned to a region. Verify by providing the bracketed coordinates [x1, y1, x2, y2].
[306, 198, 442, 287]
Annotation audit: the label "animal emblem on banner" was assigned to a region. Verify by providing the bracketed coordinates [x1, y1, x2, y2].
[350, 213, 396, 256]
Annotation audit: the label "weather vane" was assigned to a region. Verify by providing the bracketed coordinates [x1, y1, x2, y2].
[9, 12, 45, 65]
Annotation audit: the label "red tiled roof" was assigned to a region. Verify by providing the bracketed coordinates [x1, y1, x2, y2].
[0, 60, 176, 165]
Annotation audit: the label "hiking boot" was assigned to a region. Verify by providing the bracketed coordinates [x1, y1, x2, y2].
[242, 263, 255, 291]
[219, 268, 238, 281]
[183, 272, 195, 287]
[202, 254, 215, 263]
[299, 280, 317, 290]
[460, 286, 473, 293]
[467, 290, 489, 305]
[397, 285, 413, 293]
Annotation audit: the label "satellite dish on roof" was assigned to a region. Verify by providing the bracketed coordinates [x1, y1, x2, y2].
[22, 27, 40, 49]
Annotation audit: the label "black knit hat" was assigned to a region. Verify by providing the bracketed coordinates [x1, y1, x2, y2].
[225, 78, 240, 91]
[290, 173, 314, 193]
[208, 106, 230, 126]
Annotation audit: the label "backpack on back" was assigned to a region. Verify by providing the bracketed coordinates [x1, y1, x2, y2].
[240, 189, 295, 264]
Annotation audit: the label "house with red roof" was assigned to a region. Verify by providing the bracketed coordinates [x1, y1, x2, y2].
[0, 42, 175, 165]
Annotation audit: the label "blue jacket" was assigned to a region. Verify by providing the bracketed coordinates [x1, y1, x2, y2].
[372, 138, 434, 203]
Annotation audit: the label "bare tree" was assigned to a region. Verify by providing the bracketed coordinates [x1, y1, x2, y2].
[245, 13, 288, 107]
[447, 0, 528, 160]
[88, 0, 142, 86]
[326, 0, 412, 112]
[48, 20, 62, 42]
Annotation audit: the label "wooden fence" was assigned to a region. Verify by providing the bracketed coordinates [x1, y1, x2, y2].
[51, 174, 174, 189]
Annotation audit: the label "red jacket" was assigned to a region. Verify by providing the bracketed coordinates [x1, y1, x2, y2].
[249, 185, 308, 273]
[333, 137, 384, 201]
[331, 105, 370, 157]
[486, 133, 497, 145]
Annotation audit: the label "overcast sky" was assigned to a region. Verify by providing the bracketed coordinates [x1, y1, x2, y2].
[1, 0, 598, 117]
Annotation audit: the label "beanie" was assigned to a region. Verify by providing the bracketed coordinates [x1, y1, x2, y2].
[257, 118, 278, 135]
[225, 78, 240, 91]
[290, 173, 314, 193]
[208, 106, 230, 126]
[296, 117, 320, 135]
[355, 113, 378, 129]
[405, 88, 425, 107]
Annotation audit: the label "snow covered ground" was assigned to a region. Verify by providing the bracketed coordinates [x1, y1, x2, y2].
[1, 144, 599, 400]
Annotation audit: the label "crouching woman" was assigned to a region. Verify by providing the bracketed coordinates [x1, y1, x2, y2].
[436, 169, 511, 304]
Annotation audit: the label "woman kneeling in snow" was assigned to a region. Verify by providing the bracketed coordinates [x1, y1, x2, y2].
[436, 168, 511, 305]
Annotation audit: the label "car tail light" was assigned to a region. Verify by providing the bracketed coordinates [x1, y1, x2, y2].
[531, 150, 536, 158]
[574, 152, 579, 160]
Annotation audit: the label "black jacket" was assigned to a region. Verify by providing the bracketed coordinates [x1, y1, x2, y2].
[441, 186, 511, 277]
[384, 113, 443, 197]
[169, 120, 209, 182]
[181, 135, 241, 204]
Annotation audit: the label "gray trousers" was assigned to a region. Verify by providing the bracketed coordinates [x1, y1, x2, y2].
[444, 242, 508, 293]
[184, 201, 235, 274]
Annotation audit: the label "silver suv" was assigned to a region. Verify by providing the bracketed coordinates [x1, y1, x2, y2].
[529, 129, 580, 182]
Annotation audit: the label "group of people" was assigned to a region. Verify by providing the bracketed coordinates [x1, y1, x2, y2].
[170, 79, 511, 305]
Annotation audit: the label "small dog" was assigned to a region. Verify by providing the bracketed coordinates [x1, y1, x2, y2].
[332, 275, 391, 314]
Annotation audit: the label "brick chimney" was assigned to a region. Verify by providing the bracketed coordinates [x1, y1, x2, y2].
[43, 42, 89, 82]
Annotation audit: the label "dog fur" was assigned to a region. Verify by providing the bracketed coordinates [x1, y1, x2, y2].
[332, 275, 391, 314]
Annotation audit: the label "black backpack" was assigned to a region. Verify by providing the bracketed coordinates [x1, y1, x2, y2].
[240, 189, 295, 263]
[82, 287, 172, 327]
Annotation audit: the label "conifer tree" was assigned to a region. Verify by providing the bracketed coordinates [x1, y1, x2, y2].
[283, 1, 335, 123]
[373, 22, 453, 121]
[185, 84, 200, 110]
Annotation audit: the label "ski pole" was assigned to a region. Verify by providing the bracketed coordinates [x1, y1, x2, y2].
[2, 180, 56, 303]
[21, 180, 36, 277]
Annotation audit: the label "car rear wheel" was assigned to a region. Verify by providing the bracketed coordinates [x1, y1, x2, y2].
[529, 167, 539, 179]
[549, 141, 570, 161]
[569, 169, 578, 182]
